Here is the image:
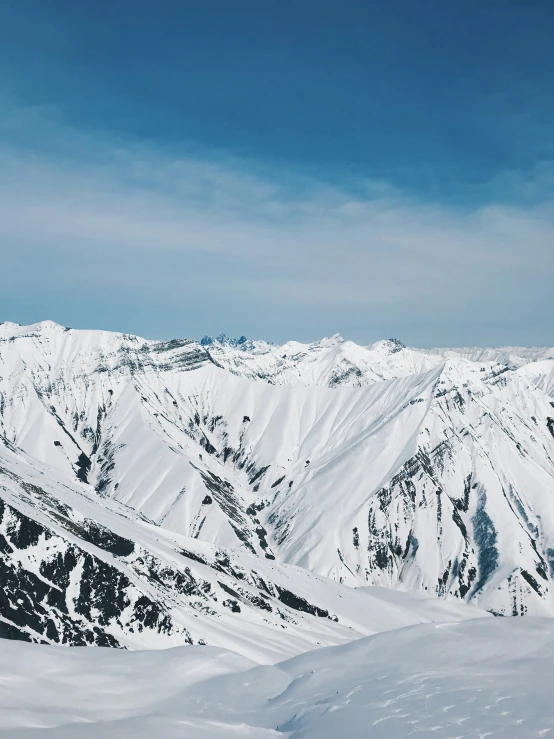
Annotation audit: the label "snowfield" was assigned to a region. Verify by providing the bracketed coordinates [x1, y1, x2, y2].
[1, 321, 554, 736]
[1, 618, 554, 738]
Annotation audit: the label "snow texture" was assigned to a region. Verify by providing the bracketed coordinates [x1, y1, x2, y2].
[0, 617, 553, 738]
[1, 321, 554, 736]
[1, 321, 553, 620]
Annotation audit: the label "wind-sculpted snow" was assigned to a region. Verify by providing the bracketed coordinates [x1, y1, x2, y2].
[0, 617, 553, 738]
[1, 321, 554, 623]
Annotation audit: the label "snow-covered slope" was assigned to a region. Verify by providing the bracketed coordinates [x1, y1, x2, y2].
[420, 344, 554, 367]
[211, 331, 554, 615]
[1, 617, 553, 738]
[517, 358, 554, 398]
[1, 320, 554, 625]
[0, 428, 487, 662]
[207, 333, 441, 385]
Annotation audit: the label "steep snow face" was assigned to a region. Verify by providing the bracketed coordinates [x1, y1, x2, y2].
[210, 333, 554, 615]
[1, 617, 553, 738]
[0, 436, 487, 661]
[1, 322, 554, 620]
[0, 322, 439, 561]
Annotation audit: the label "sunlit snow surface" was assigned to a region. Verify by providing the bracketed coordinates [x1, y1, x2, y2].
[1, 322, 554, 736]
[2, 321, 554, 618]
[1, 618, 554, 738]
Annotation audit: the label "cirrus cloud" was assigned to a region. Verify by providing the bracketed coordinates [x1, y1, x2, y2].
[0, 102, 553, 346]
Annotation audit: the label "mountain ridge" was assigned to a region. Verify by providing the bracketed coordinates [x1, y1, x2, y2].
[1, 320, 554, 651]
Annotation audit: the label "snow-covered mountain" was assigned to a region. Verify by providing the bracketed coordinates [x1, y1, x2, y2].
[209, 331, 554, 615]
[200, 333, 276, 354]
[1, 431, 487, 661]
[1, 319, 553, 656]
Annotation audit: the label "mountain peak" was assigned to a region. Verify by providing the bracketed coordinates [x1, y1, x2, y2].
[370, 338, 406, 354]
[201, 333, 248, 347]
[200, 334, 276, 352]
[318, 333, 345, 347]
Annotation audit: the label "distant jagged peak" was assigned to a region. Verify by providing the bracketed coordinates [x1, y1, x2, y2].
[201, 333, 241, 347]
[369, 338, 406, 354]
[200, 333, 277, 353]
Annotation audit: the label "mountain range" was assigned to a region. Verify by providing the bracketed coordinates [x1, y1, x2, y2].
[1, 320, 554, 659]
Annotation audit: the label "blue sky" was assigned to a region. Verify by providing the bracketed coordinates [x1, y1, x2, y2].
[0, 0, 553, 346]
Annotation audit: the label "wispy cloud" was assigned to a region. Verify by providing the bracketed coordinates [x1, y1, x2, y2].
[0, 102, 553, 345]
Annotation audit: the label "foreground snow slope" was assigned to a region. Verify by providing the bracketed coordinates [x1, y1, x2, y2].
[1, 321, 554, 619]
[1, 617, 553, 738]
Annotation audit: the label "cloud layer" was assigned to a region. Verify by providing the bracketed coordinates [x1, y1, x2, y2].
[1, 104, 553, 346]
